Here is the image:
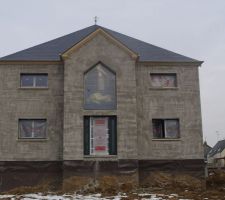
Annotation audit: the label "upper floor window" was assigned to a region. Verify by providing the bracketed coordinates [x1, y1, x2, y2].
[150, 73, 177, 88]
[84, 62, 116, 110]
[19, 119, 47, 139]
[20, 74, 48, 88]
[152, 119, 179, 139]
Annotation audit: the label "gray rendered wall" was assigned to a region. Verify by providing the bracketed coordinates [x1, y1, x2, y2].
[136, 63, 204, 160]
[63, 33, 138, 160]
[0, 64, 63, 161]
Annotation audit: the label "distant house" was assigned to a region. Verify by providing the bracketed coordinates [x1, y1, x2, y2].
[0, 25, 204, 191]
[208, 140, 225, 168]
[203, 141, 212, 162]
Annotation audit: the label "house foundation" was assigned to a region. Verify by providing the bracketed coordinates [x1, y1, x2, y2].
[62, 160, 139, 192]
[0, 161, 62, 192]
[0, 160, 205, 193]
[139, 159, 205, 189]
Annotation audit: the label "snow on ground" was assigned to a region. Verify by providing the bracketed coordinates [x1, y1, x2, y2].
[0, 193, 192, 200]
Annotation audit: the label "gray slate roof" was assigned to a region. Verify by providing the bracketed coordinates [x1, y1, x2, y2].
[0, 25, 201, 62]
[208, 140, 225, 157]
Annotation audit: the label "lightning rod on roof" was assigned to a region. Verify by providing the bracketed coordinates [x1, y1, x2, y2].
[216, 131, 220, 141]
[94, 16, 98, 25]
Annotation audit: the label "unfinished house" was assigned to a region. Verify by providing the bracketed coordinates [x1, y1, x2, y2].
[0, 25, 204, 192]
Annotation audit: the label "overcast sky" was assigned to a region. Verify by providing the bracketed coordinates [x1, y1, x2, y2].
[0, 0, 224, 146]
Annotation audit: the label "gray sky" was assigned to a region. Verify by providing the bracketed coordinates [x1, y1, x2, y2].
[0, 0, 224, 146]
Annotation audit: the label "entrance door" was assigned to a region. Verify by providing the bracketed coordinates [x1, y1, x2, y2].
[90, 117, 109, 155]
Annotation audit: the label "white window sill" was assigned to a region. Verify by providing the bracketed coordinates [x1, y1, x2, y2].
[152, 138, 181, 141]
[149, 87, 179, 90]
[18, 87, 49, 90]
[17, 138, 48, 142]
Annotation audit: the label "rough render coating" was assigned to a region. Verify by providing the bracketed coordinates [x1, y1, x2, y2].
[137, 64, 203, 159]
[0, 32, 203, 161]
[0, 64, 64, 161]
[63, 33, 138, 160]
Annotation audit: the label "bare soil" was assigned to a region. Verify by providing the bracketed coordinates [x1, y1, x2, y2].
[1, 170, 225, 199]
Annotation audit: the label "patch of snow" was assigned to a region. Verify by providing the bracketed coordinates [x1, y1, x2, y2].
[0, 193, 193, 200]
[0, 195, 14, 199]
[178, 198, 194, 200]
[170, 194, 178, 197]
[138, 193, 153, 196]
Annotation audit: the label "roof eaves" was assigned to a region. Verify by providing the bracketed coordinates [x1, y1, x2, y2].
[0, 60, 63, 65]
[138, 60, 204, 66]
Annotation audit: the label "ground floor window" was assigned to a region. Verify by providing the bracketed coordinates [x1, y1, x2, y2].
[19, 119, 47, 139]
[84, 116, 117, 156]
[152, 119, 179, 139]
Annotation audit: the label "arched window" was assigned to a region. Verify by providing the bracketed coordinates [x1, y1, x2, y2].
[84, 62, 116, 110]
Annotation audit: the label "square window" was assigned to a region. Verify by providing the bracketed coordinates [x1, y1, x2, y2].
[20, 74, 48, 88]
[152, 119, 179, 139]
[150, 73, 177, 88]
[19, 119, 47, 139]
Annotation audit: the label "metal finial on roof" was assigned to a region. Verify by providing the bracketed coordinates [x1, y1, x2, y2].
[94, 16, 98, 25]
[216, 131, 220, 141]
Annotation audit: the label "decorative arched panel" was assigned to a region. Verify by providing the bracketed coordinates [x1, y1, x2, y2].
[84, 62, 116, 110]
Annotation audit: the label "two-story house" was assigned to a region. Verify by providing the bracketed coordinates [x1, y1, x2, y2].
[0, 25, 204, 192]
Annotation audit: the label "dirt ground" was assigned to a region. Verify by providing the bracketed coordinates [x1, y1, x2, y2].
[125, 169, 225, 200]
[1, 170, 225, 199]
[118, 170, 225, 200]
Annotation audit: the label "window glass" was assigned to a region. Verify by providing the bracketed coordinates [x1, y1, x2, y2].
[19, 120, 33, 138]
[152, 119, 164, 138]
[35, 75, 48, 87]
[165, 119, 179, 138]
[20, 74, 48, 87]
[152, 119, 179, 139]
[151, 74, 177, 88]
[33, 119, 47, 138]
[84, 63, 116, 110]
[21, 75, 34, 87]
[19, 119, 47, 139]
